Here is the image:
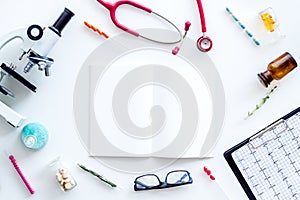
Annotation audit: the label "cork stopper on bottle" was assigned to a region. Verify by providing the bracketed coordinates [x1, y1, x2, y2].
[258, 70, 274, 87]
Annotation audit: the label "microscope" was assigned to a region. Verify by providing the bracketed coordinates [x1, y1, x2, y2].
[0, 8, 74, 127]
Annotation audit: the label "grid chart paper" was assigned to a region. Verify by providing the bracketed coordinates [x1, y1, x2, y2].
[232, 113, 300, 200]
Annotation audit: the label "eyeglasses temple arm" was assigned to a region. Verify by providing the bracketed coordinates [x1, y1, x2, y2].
[135, 180, 150, 188]
[175, 173, 188, 184]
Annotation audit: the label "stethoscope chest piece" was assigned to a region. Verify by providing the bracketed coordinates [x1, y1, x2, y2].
[195, 0, 212, 52]
[196, 35, 212, 52]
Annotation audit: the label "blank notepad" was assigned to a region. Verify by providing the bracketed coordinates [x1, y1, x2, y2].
[225, 107, 300, 200]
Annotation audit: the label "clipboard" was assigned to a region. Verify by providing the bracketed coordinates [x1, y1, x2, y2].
[224, 107, 300, 200]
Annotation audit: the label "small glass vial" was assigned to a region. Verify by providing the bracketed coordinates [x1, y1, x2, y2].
[259, 7, 278, 33]
[258, 52, 297, 87]
[49, 157, 77, 192]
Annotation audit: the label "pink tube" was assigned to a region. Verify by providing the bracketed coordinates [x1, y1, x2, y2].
[9, 155, 35, 195]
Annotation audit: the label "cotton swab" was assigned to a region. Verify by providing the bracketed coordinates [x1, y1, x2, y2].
[84, 21, 109, 39]
[7, 152, 35, 194]
[78, 164, 117, 188]
[202, 166, 229, 199]
[225, 7, 260, 46]
[203, 166, 215, 180]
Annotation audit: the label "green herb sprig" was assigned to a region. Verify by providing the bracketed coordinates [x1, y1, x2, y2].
[78, 164, 117, 188]
[245, 85, 278, 119]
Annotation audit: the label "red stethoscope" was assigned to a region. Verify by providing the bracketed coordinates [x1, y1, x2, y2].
[96, 0, 212, 53]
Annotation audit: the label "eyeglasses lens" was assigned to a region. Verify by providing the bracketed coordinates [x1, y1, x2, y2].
[166, 171, 190, 184]
[135, 175, 160, 189]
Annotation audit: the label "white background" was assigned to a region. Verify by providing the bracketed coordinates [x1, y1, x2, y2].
[0, 0, 300, 199]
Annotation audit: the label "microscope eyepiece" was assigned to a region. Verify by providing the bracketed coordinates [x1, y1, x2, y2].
[49, 8, 74, 36]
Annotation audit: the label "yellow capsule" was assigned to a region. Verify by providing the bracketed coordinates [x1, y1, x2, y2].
[261, 13, 276, 32]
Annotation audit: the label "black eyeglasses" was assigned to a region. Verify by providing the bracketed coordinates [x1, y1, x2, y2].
[134, 170, 193, 191]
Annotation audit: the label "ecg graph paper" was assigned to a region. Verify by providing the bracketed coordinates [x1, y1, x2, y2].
[232, 113, 300, 200]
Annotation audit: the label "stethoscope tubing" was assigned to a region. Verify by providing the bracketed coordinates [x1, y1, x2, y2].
[97, 0, 185, 44]
[196, 0, 207, 33]
[139, 11, 183, 45]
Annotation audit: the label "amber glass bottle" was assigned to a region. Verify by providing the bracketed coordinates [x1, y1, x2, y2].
[258, 52, 297, 87]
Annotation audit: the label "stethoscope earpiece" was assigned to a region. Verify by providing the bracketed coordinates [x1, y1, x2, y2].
[172, 46, 180, 55]
[171, 21, 191, 55]
[196, 36, 213, 52]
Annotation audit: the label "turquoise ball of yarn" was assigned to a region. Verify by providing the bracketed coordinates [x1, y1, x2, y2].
[21, 123, 48, 150]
